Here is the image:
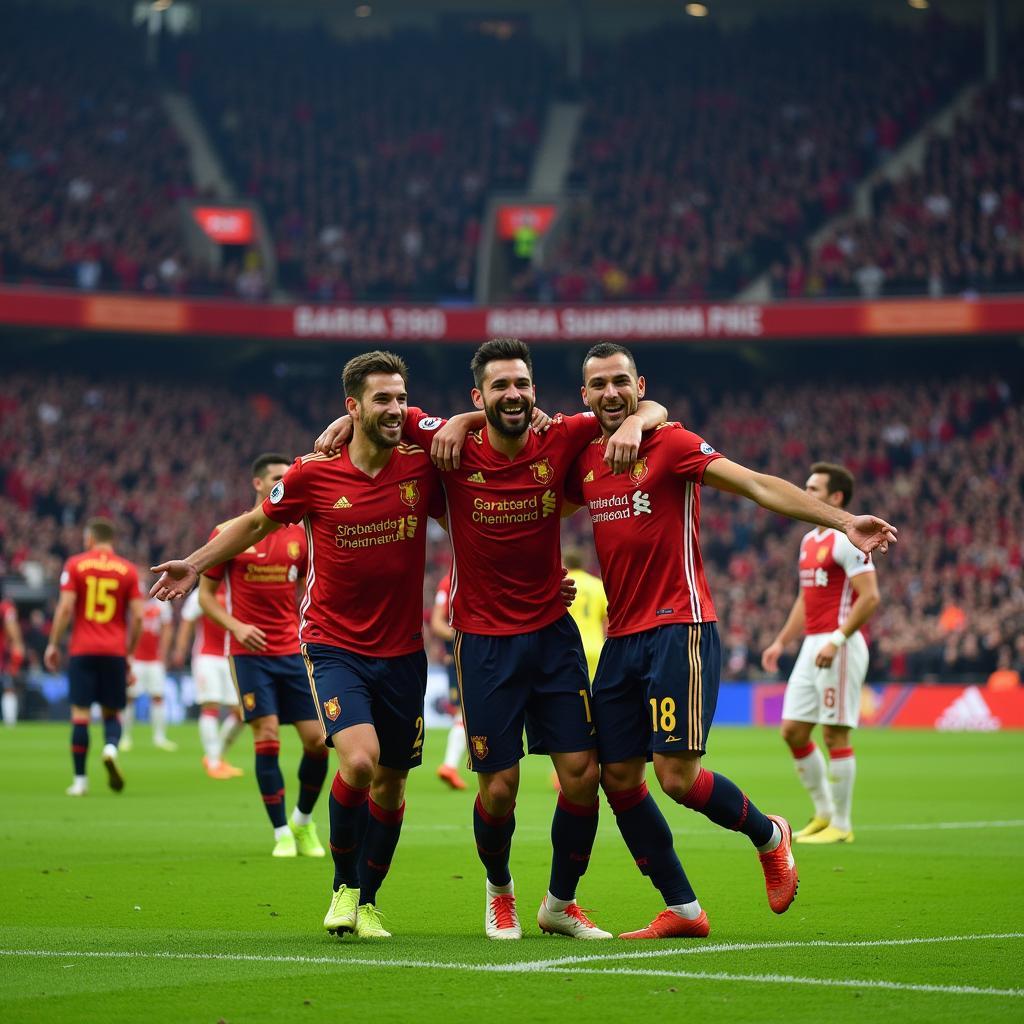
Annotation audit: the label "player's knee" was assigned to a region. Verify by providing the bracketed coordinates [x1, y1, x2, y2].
[655, 756, 701, 802]
[479, 775, 517, 816]
[780, 720, 811, 748]
[600, 761, 641, 793]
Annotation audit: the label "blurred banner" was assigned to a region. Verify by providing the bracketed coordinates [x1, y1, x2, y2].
[3, 286, 1024, 342]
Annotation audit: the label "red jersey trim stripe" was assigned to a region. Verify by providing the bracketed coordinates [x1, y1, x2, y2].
[682, 482, 703, 622]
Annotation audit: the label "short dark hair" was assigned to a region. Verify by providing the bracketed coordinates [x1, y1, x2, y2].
[342, 350, 409, 402]
[810, 462, 855, 507]
[470, 338, 533, 389]
[251, 452, 291, 479]
[582, 342, 637, 379]
[85, 517, 116, 543]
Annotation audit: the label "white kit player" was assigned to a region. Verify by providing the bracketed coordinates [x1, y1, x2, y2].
[761, 463, 881, 845]
[175, 586, 243, 779]
[125, 594, 177, 751]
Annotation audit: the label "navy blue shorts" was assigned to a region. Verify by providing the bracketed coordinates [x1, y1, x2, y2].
[592, 622, 721, 763]
[229, 653, 317, 724]
[302, 644, 427, 772]
[454, 614, 595, 773]
[68, 655, 128, 710]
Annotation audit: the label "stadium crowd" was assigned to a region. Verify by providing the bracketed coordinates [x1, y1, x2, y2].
[776, 64, 1024, 299]
[2, 365, 1020, 687]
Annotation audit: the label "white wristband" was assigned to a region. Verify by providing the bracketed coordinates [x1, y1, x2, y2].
[829, 629, 847, 648]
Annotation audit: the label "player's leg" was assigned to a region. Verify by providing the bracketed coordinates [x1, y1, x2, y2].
[652, 624, 797, 914]
[532, 617, 609, 938]
[213, 656, 244, 772]
[354, 765, 408, 938]
[782, 636, 835, 834]
[199, 701, 226, 775]
[121, 662, 139, 751]
[97, 657, 128, 792]
[68, 701, 91, 795]
[2, 674, 17, 727]
[289, 717, 329, 856]
[218, 706, 244, 767]
[437, 663, 467, 790]
[147, 663, 176, 751]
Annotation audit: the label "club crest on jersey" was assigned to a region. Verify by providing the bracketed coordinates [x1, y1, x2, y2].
[287, 540, 301, 560]
[243, 692, 256, 712]
[629, 457, 649, 484]
[398, 480, 420, 507]
[530, 458, 554, 484]
[471, 736, 489, 760]
[817, 546, 829, 563]
[323, 697, 341, 721]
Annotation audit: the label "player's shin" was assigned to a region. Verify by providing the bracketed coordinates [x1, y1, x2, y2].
[102, 711, 121, 749]
[679, 766, 776, 849]
[473, 795, 515, 887]
[71, 715, 90, 776]
[329, 772, 369, 890]
[548, 793, 599, 902]
[199, 708, 221, 765]
[360, 799, 405, 905]
[294, 747, 330, 821]
[254, 739, 287, 829]
[828, 747, 856, 832]
[791, 740, 835, 821]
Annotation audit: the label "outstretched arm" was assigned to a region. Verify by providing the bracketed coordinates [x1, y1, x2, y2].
[703, 459, 898, 555]
[150, 509, 281, 601]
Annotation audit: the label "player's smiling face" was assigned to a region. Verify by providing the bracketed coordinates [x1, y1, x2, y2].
[473, 358, 535, 439]
[582, 353, 645, 435]
[353, 372, 408, 449]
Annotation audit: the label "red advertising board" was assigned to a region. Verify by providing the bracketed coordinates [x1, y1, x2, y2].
[2, 286, 1024, 343]
[191, 207, 255, 245]
[495, 204, 558, 240]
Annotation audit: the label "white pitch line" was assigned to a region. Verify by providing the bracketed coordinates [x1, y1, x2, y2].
[854, 820, 1024, 832]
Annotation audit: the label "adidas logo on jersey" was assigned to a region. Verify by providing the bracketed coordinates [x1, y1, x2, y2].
[468, 471, 486, 483]
[333, 496, 353, 509]
[935, 687, 1001, 732]
[583, 470, 594, 483]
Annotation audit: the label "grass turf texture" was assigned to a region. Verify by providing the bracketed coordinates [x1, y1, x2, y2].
[1, 724, 1021, 1024]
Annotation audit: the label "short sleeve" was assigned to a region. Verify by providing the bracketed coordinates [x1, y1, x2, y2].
[403, 407, 447, 450]
[59, 560, 76, 592]
[664, 426, 724, 482]
[832, 531, 875, 578]
[262, 457, 309, 525]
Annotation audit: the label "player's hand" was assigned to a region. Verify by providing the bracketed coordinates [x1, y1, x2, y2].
[314, 415, 352, 455]
[815, 642, 838, 669]
[761, 641, 783, 674]
[232, 622, 267, 653]
[845, 515, 898, 555]
[604, 415, 643, 475]
[559, 567, 577, 608]
[431, 414, 472, 472]
[531, 406, 553, 434]
[149, 561, 199, 601]
[43, 643, 60, 673]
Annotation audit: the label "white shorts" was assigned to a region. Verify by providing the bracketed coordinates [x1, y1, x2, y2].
[782, 631, 868, 728]
[129, 660, 167, 698]
[193, 654, 237, 707]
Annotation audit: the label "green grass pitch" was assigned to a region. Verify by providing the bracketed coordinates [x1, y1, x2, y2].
[1, 723, 1022, 1023]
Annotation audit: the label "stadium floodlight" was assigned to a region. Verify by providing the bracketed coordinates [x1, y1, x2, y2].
[908, 0, 930, 9]
[355, 4, 372, 16]
[685, 3, 709, 16]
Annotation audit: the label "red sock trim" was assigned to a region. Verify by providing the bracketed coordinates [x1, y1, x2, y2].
[605, 782, 649, 814]
[331, 772, 369, 808]
[791, 741, 816, 760]
[261, 789, 284, 805]
[557, 793, 600, 817]
[201, 708, 220, 718]
[254, 740, 280, 756]
[369, 798, 406, 825]
[71, 745, 88, 754]
[72, 715, 90, 725]
[681, 767, 714, 810]
[475, 794, 515, 827]
[829, 747, 855, 760]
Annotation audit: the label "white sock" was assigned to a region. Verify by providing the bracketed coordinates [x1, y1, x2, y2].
[829, 749, 856, 832]
[756, 822, 782, 853]
[199, 712, 221, 763]
[220, 714, 243, 752]
[486, 878, 514, 896]
[122, 702, 134, 741]
[73, 774, 87, 786]
[668, 900, 703, 920]
[102, 743, 118, 759]
[291, 808, 312, 827]
[545, 891, 571, 912]
[151, 701, 167, 743]
[2, 692, 17, 725]
[793, 742, 834, 820]
[443, 721, 467, 768]
[273, 824, 291, 841]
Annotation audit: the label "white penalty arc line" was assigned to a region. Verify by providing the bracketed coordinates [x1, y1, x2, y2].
[2, 933, 1023, 998]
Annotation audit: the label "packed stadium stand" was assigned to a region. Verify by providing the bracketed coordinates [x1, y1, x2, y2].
[777, 64, 1024, 299]
[2, 347, 1021, 688]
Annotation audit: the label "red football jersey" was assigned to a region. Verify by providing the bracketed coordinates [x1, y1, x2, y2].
[134, 598, 172, 662]
[182, 588, 229, 657]
[798, 527, 874, 634]
[404, 407, 601, 635]
[262, 446, 444, 657]
[0, 600, 16, 666]
[204, 521, 306, 657]
[565, 423, 721, 636]
[59, 548, 141, 657]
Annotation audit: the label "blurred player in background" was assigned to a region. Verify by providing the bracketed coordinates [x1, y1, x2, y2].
[430, 568, 467, 791]
[122, 593, 176, 752]
[566, 344, 896, 938]
[44, 518, 143, 796]
[563, 549, 607, 681]
[173, 585, 243, 779]
[761, 463, 881, 845]
[1, 592, 26, 726]
[154, 454, 329, 859]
